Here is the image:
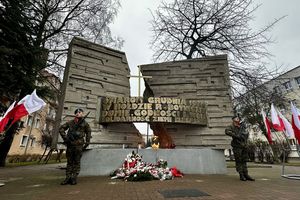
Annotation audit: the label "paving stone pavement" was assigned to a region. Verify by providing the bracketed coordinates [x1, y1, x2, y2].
[0, 162, 300, 200]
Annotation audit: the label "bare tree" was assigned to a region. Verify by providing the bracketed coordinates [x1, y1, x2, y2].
[234, 75, 286, 127]
[0, 0, 123, 166]
[150, 0, 285, 94]
[27, 0, 124, 74]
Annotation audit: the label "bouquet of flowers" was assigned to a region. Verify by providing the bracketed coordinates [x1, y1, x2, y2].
[157, 159, 168, 168]
[110, 151, 183, 181]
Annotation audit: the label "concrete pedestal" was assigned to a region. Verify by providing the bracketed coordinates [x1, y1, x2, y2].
[80, 148, 227, 176]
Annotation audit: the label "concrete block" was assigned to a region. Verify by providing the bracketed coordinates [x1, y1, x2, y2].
[79, 148, 227, 176]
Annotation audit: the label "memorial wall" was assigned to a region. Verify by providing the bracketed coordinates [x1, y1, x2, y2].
[57, 37, 143, 148]
[141, 55, 233, 149]
[57, 37, 233, 149]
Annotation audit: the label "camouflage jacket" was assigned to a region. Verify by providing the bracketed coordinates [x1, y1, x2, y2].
[225, 124, 249, 148]
[59, 118, 91, 146]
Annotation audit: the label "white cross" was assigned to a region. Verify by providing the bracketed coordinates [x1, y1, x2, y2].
[127, 66, 152, 97]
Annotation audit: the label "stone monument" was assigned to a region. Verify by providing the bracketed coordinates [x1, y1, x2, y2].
[58, 37, 143, 148]
[56, 37, 233, 175]
[140, 56, 233, 149]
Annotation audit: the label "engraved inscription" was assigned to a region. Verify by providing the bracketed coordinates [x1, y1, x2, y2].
[100, 97, 207, 125]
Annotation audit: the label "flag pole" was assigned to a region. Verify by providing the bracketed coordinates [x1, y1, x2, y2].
[280, 130, 288, 175]
[279, 130, 292, 176]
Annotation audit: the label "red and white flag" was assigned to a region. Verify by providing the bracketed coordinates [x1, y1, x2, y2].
[0, 90, 46, 133]
[0, 101, 16, 133]
[291, 102, 300, 143]
[261, 109, 273, 144]
[270, 104, 285, 131]
[277, 109, 295, 138]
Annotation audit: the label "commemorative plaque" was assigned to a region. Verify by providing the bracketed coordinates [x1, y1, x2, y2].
[100, 97, 207, 125]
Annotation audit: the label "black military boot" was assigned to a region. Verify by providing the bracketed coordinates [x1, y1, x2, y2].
[70, 177, 77, 185]
[60, 177, 71, 185]
[239, 173, 246, 181]
[244, 172, 255, 181]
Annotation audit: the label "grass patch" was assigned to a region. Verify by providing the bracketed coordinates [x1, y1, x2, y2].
[5, 159, 66, 167]
[226, 161, 272, 168]
[274, 162, 300, 167]
[227, 160, 300, 168]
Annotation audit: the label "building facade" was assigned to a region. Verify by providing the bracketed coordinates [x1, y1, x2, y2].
[231, 66, 300, 160]
[8, 109, 47, 155]
[7, 70, 60, 156]
[265, 66, 300, 112]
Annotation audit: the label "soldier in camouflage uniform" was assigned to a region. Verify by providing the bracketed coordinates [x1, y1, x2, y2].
[225, 116, 255, 181]
[59, 108, 91, 185]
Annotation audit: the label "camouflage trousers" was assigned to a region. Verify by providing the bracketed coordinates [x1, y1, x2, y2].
[65, 145, 83, 178]
[233, 147, 248, 174]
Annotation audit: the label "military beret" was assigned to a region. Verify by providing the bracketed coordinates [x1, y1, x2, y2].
[232, 115, 240, 120]
[74, 108, 84, 114]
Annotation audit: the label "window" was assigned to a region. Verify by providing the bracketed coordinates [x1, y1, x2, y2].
[30, 137, 36, 147]
[43, 124, 47, 131]
[34, 118, 40, 128]
[20, 135, 28, 147]
[295, 77, 300, 86]
[19, 121, 25, 128]
[26, 116, 33, 126]
[283, 81, 292, 91]
[47, 108, 56, 119]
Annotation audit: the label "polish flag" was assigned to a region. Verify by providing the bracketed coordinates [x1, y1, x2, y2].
[270, 104, 285, 131]
[291, 102, 300, 143]
[261, 109, 273, 144]
[0, 101, 16, 133]
[0, 90, 46, 133]
[277, 109, 295, 138]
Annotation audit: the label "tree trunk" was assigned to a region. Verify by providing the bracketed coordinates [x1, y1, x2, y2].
[0, 123, 18, 167]
[38, 146, 48, 163]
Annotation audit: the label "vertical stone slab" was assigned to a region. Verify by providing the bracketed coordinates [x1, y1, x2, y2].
[58, 37, 142, 147]
[141, 55, 233, 149]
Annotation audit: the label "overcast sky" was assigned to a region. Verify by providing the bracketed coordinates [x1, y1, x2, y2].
[110, 0, 300, 134]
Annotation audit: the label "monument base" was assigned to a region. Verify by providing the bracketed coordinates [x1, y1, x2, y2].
[80, 148, 227, 176]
